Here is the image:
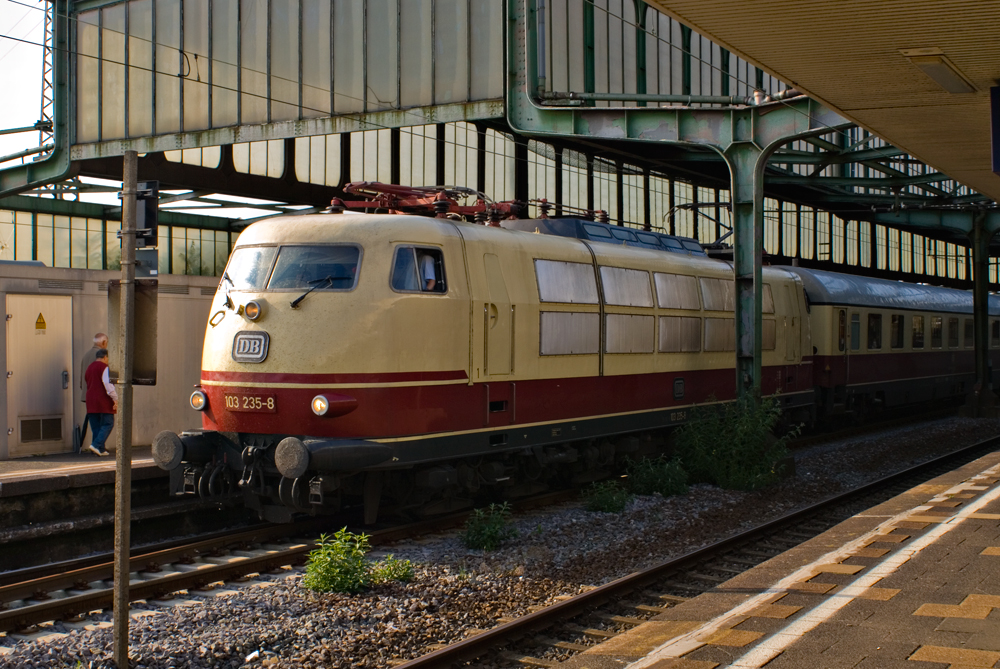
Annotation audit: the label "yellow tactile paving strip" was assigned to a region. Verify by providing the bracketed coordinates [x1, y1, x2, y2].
[908, 645, 1000, 666]
[559, 452, 1000, 669]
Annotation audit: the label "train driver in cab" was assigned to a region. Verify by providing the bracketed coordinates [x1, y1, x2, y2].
[418, 251, 437, 291]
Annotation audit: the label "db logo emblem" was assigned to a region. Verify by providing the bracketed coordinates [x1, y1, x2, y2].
[232, 331, 269, 363]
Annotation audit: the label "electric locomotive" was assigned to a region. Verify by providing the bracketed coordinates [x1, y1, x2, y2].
[152, 185, 998, 523]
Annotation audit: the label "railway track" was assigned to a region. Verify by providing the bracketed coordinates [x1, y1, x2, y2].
[0, 490, 577, 636]
[0, 412, 976, 656]
[391, 432, 1000, 669]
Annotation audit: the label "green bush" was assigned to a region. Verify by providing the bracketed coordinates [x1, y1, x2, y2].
[673, 396, 796, 492]
[584, 480, 633, 513]
[369, 554, 415, 584]
[626, 456, 689, 497]
[302, 527, 414, 593]
[462, 502, 518, 551]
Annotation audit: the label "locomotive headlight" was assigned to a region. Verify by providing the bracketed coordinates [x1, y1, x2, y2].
[190, 390, 208, 411]
[311, 395, 330, 416]
[244, 300, 263, 321]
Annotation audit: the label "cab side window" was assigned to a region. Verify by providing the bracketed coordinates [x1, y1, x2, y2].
[391, 246, 446, 293]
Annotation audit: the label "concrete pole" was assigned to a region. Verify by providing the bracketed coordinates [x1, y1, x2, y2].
[113, 150, 137, 666]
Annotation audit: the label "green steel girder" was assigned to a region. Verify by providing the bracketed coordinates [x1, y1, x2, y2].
[870, 209, 1000, 237]
[0, 193, 237, 231]
[508, 0, 849, 398]
[767, 173, 951, 188]
[0, 0, 72, 197]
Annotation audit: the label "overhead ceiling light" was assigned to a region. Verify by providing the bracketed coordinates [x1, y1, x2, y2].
[900, 48, 976, 94]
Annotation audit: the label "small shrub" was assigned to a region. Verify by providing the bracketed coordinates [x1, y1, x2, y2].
[627, 456, 688, 497]
[302, 527, 414, 593]
[584, 480, 633, 513]
[369, 554, 415, 584]
[462, 502, 517, 551]
[673, 395, 797, 491]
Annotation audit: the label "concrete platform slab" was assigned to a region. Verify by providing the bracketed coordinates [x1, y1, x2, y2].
[559, 450, 1000, 669]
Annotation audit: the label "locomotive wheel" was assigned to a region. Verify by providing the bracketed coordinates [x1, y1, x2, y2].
[278, 476, 312, 512]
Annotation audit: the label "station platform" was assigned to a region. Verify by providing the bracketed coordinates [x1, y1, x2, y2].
[562, 450, 1000, 669]
[0, 446, 164, 498]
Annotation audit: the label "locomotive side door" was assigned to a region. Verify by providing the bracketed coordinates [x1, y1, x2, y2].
[483, 253, 512, 376]
[483, 253, 514, 428]
[782, 285, 801, 392]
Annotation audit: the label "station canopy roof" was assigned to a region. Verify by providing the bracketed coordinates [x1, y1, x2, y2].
[647, 0, 1000, 202]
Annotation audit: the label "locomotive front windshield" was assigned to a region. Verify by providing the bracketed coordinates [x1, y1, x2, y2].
[224, 245, 277, 291]
[266, 245, 361, 290]
[222, 244, 361, 291]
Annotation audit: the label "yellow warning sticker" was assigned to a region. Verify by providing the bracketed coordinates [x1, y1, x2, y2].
[35, 313, 46, 330]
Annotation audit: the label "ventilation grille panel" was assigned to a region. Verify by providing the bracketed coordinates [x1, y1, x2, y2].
[20, 417, 62, 442]
[38, 279, 83, 291]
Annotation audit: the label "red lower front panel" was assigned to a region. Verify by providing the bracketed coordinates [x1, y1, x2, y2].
[198, 363, 814, 439]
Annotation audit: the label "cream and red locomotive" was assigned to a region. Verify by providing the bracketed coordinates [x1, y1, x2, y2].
[152, 186, 999, 522]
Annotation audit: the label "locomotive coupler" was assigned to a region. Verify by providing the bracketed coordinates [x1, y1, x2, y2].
[183, 466, 202, 495]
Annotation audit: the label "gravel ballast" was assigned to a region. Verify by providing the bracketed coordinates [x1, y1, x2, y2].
[2, 416, 998, 668]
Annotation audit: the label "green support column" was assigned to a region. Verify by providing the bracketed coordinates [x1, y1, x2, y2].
[973, 217, 990, 389]
[966, 215, 999, 416]
[509, 0, 847, 402]
[724, 140, 767, 396]
[0, 0, 71, 195]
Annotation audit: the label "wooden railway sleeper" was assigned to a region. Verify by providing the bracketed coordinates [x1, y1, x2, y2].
[724, 556, 766, 567]
[598, 614, 646, 626]
[648, 593, 688, 605]
[562, 623, 617, 640]
[703, 564, 745, 576]
[619, 600, 669, 615]
[742, 549, 781, 558]
[664, 580, 706, 593]
[501, 651, 559, 668]
[538, 636, 590, 652]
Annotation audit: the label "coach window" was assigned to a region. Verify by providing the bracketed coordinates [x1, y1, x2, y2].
[535, 260, 599, 303]
[838, 310, 846, 352]
[850, 313, 860, 351]
[391, 247, 446, 293]
[704, 318, 736, 352]
[763, 319, 776, 351]
[947, 317, 960, 348]
[654, 273, 700, 310]
[964, 318, 974, 348]
[993, 320, 1000, 348]
[867, 314, 882, 350]
[912, 316, 925, 349]
[659, 316, 701, 352]
[762, 285, 775, 314]
[600, 266, 653, 307]
[931, 316, 943, 348]
[890, 315, 904, 349]
[699, 277, 735, 311]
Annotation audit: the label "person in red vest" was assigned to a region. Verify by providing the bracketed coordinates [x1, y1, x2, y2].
[84, 348, 118, 457]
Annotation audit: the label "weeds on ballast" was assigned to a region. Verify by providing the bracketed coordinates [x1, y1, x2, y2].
[583, 480, 634, 513]
[462, 502, 518, 551]
[302, 527, 414, 593]
[673, 395, 796, 491]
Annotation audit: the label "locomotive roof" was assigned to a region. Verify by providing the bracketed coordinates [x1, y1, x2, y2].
[783, 267, 1000, 314]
